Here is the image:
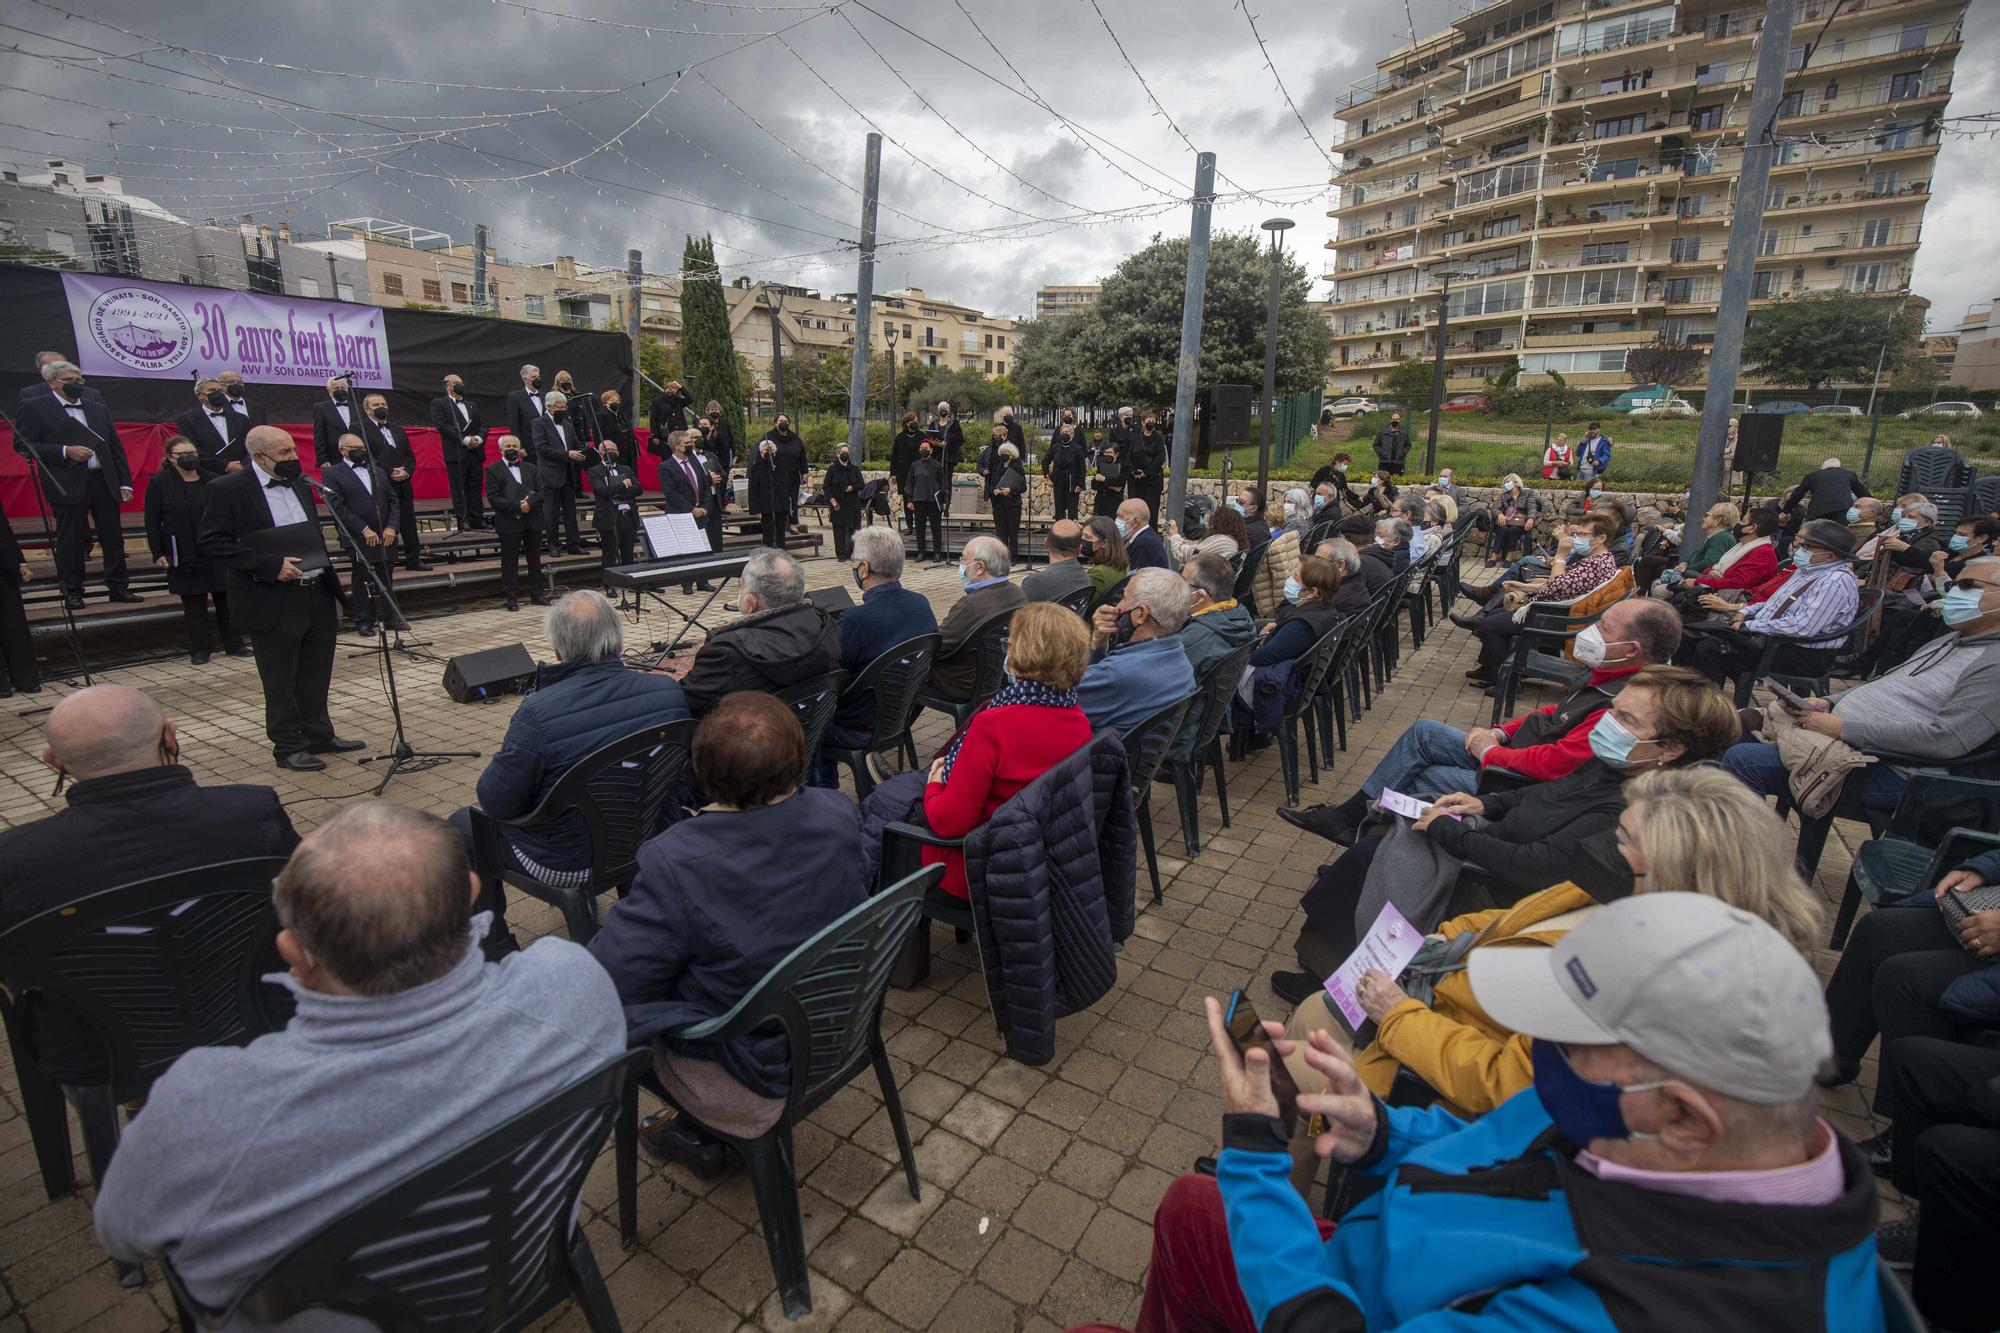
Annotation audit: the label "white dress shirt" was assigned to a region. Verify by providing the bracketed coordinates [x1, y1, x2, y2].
[62, 400, 101, 469]
[254, 463, 310, 527]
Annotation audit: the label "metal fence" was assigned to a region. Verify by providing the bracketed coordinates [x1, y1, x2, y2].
[1267, 389, 1322, 470]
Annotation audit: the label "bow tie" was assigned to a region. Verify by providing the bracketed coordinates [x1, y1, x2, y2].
[266, 477, 291, 490]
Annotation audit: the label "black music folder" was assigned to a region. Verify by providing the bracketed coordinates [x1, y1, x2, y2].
[244, 521, 332, 578]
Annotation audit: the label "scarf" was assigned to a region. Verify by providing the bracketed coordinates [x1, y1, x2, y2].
[938, 679, 1079, 783]
[1709, 536, 1768, 577]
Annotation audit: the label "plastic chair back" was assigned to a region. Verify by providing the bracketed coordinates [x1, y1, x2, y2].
[1897, 445, 1970, 502]
[777, 670, 851, 787]
[676, 867, 939, 1127]
[1055, 585, 1093, 619]
[1089, 573, 1131, 616]
[164, 1049, 647, 1331]
[1286, 618, 1354, 724]
[1121, 694, 1194, 795]
[1232, 543, 1265, 608]
[0, 857, 293, 1088]
[1968, 474, 2000, 520]
[844, 633, 940, 750]
[1183, 640, 1255, 760]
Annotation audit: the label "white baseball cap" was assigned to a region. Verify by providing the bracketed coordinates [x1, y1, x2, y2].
[1468, 893, 1831, 1105]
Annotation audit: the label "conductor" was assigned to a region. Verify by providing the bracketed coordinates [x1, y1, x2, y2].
[198, 426, 362, 772]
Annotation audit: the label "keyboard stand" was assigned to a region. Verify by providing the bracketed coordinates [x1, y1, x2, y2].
[644, 573, 736, 655]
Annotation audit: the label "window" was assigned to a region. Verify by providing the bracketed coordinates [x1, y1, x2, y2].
[902, 323, 913, 338]
[1580, 242, 1629, 265]
[1536, 270, 1636, 307]
[996, 360, 1005, 374]
[1589, 156, 1640, 182]
[336, 285, 355, 302]
[985, 334, 994, 348]
[1466, 32, 1555, 91]
[1689, 104, 1724, 131]
[1758, 227, 1779, 256]
[383, 273, 405, 296]
[1871, 170, 1900, 197]
[1875, 121, 1916, 150]
[1861, 218, 1895, 247]
[451, 282, 469, 303]
[421, 279, 442, 302]
[997, 335, 1006, 350]
[985, 359, 994, 373]
[1695, 63, 1727, 88]
[1489, 136, 1530, 160]
[1898, 22, 1927, 51]
[1660, 318, 1693, 342]
[1888, 73, 1926, 101]
[1594, 115, 1646, 140]
[919, 306, 938, 317]
[1522, 348, 1628, 375]
[1457, 161, 1538, 206]
[1482, 214, 1522, 239]
[644, 298, 664, 312]
[1750, 270, 1775, 298]
[1669, 235, 1702, 262]
[1488, 3, 1552, 41]
[1472, 327, 1505, 349]
[1846, 263, 1887, 292]
[297, 277, 321, 298]
[525, 295, 545, 319]
[1445, 278, 1525, 318]
[1676, 193, 1706, 217]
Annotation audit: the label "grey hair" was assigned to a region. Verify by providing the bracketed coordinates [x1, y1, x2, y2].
[1376, 517, 1412, 544]
[965, 534, 1010, 578]
[1285, 487, 1308, 509]
[851, 526, 904, 580]
[545, 590, 624, 663]
[1907, 501, 1939, 523]
[998, 442, 1018, 460]
[743, 548, 806, 608]
[1320, 538, 1363, 576]
[1128, 567, 1193, 634]
[1184, 553, 1234, 603]
[41, 359, 78, 382]
[544, 390, 568, 408]
[519, 363, 539, 378]
[1821, 457, 1842, 469]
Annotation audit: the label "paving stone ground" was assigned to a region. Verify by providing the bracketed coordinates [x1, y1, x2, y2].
[0, 533, 1904, 1331]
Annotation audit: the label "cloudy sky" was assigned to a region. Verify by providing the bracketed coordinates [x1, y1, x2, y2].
[3, 0, 1993, 330]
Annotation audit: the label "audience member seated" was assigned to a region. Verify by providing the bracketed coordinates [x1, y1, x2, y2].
[1423, 482, 1458, 526]
[1314, 538, 1371, 614]
[1248, 510, 1302, 616]
[1874, 499, 1945, 590]
[1869, 515, 2000, 671]
[1233, 486, 1272, 550]
[1166, 502, 1246, 565]
[1454, 510, 1620, 688]
[589, 693, 865, 1177]
[1846, 495, 1890, 548]
[1279, 487, 1312, 538]
[1721, 555, 2000, 816]
[1646, 501, 1739, 591]
[679, 548, 841, 714]
[1022, 519, 1092, 603]
[1079, 567, 1197, 735]
[1173, 556, 1257, 762]
[815, 526, 939, 785]
[1675, 518, 1861, 687]
[1272, 665, 1738, 1000]
[930, 535, 1027, 701]
[1280, 598, 1681, 844]
[1250, 554, 1345, 669]
[1396, 498, 1434, 563]
[452, 592, 687, 950]
[1080, 515, 1130, 604]
[1094, 895, 1877, 1333]
[1487, 474, 1542, 567]
[1119, 497, 1171, 570]
[94, 802, 626, 1310]
[1350, 516, 1398, 594]
[0, 686, 299, 1090]
[916, 602, 1093, 900]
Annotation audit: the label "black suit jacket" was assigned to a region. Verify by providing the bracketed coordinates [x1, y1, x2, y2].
[530, 413, 593, 490]
[0, 506, 23, 570]
[16, 392, 128, 504]
[505, 387, 547, 445]
[484, 458, 543, 534]
[319, 458, 399, 546]
[585, 462, 643, 529]
[0, 765, 299, 1084]
[173, 406, 250, 477]
[224, 395, 268, 428]
[649, 387, 691, 451]
[309, 398, 361, 468]
[658, 449, 711, 516]
[429, 393, 488, 463]
[359, 419, 415, 481]
[197, 465, 345, 633]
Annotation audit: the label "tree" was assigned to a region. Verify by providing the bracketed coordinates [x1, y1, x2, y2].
[678, 235, 744, 440]
[1888, 356, 1946, 395]
[1624, 337, 1706, 389]
[1379, 357, 1438, 405]
[917, 366, 1006, 418]
[1010, 231, 1332, 409]
[1741, 291, 1925, 389]
[639, 335, 681, 390]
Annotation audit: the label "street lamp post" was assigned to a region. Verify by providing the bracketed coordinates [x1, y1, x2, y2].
[1258, 217, 1294, 500]
[768, 288, 786, 421]
[1423, 266, 1476, 477]
[885, 323, 900, 426]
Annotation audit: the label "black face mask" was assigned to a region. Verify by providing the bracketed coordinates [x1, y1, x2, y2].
[344, 450, 368, 466]
[205, 390, 227, 409]
[1112, 610, 1138, 645]
[332, 388, 349, 404]
[775, 425, 791, 437]
[371, 408, 389, 422]
[602, 450, 618, 463]
[59, 381, 82, 400]
[920, 449, 933, 460]
[273, 458, 303, 481]
[172, 455, 199, 472]
[447, 383, 462, 395]
[503, 450, 521, 462]
[225, 383, 243, 398]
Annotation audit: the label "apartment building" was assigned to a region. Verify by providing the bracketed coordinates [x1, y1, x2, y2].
[1945, 301, 2000, 392]
[874, 287, 1019, 378]
[1323, 0, 1959, 395]
[1035, 283, 1102, 318]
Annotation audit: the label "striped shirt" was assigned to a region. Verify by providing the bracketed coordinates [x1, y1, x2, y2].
[1741, 560, 1860, 647]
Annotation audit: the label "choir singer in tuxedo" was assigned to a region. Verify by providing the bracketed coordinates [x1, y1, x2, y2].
[173, 378, 250, 478]
[429, 373, 487, 532]
[197, 426, 361, 771]
[320, 432, 402, 637]
[586, 435, 643, 580]
[485, 435, 547, 613]
[359, 394, 428, 572]
[14, 360, 135, 610]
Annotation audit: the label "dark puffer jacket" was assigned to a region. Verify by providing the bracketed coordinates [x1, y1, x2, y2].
[964, 732, 1137, 1065]
[680, 602, 841, 715]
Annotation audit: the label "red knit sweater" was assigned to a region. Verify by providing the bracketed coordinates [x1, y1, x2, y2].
[922, 702, 1093, 899]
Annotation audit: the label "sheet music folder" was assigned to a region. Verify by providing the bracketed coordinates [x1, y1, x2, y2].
[641, 512, 712, 560]
[244, 521, 332, 577]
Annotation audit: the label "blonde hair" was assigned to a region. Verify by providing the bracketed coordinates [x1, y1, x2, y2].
[1622, 767, 1823, 952]
[1004, 602, 1090, 692]
[1705, 501, 1741, 529]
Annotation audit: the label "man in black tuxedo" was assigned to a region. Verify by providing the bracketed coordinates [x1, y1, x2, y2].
[15, 361, 136, 610]
[484, 435, 547, 612]
[358, 394, 428, 572]
[504, 362, 546, 450]
[319, 432, 401, 636]
[428, 373, 487, 532]
[586, 437, 643, 579]
[657, 428, 717, 592]
[0, 685, 299, 1089]
[18, 351, 103, 406]
[173, 378, 251, 478]
[308, 375, 359, 469]
[530, 390, 592, 555]
[198, 426, 361, 771]
[215, 370, 267, 427]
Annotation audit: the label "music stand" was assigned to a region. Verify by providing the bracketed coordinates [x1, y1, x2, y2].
[634, 512, 735, 655]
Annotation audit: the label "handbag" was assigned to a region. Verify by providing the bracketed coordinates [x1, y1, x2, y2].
[1939, 882, 2000, 952]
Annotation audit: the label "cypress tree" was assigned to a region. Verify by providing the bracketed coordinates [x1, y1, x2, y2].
[678, 234, 745, 446]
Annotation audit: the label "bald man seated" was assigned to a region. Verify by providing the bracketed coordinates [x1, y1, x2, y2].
[1022, 519, 1092, 604]
[0, 686, 299, 1089]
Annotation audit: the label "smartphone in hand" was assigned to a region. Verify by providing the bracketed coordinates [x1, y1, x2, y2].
[1766, 680, 1812, 713]
[1225, 989, 1301, 1135]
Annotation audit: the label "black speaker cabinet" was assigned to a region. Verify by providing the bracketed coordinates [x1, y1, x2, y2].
[1209, 384, 1252, 446]
[442, 643, 537, 703]
[1733, 413, 1785, 474]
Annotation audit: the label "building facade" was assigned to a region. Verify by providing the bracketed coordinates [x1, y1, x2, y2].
[1323, 0, 1959, 395]
[1945, 301, 2000, 393]
[1035, 283, 1102, 319]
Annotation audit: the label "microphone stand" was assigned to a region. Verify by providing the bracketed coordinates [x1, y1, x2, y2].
[0, 397, 96, 713]
[347, 419, 433, 663]
[302, 476, 478, 796]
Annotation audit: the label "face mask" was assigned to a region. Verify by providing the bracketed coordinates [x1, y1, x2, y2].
[332, 388, 349, 403]
[1503, 480, 1517, 492]
[172, 455, 199, 472]
[205, 390, 227, 409]
[225, 384, 243, 398]
[1227, 498, 1245, 515]
[602, 450, 618, 463]
[1436, 477, 1448, 487]
[776, 425, 791, 437]
[344, 450, 367, 465]
[1792, 547, 1816, 568]
[1589, 487, 1603, 499]
[920, 449, 932, 459]
[1114, 518, 1129, 539]
[272, 458, 303, 482]
[1949, 534, 1971, 552]
[1845, 506, 1862, 523]
[503, 450, 520, 462]
[448, 383, 461, 395]
[1940, 586, 1992, 626]
[1313, 495, 1326, 511]
[1897, 516, 1920, 534]
[957, 562, 971, 587]
[1283, 576, 1302, 604]
[59, 380, 84, 400]
[557, 379, 573, 392]
[1335, 462, 1348, 473]
[838, 452, 850, 463]
[371, 408, 389, 422]
[1572, 623, 1624, 668]
[1588, 709, 1648, 768]
[1282, 502, 1298, 519]
[1112, 609, 1138, 644]
[1571, 535, 1592, 557]
[852, 565, 867, 590]
[529, 376, 541, 389]
[1531, 1040, 1669, 1145]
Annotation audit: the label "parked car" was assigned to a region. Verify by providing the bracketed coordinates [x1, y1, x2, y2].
[1746, 400, 1813, 415]
[1322, 396, 1377, 418]
[1441, 393, 1490, 412]
[1600, 384, 1676, 413]
[1628, 397, 1697, 418]
[1897, 401, 1984, 419]
[1810, 404, 1864, 416]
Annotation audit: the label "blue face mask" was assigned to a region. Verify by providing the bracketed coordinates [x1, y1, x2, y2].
[1436, 477, 1448, 487]
[1589, 487, 1603, 499]
[1845, 506, 1862, 523]
[1791, 546, 1816, 568]
[1114, 518, 1129, 539]
[1570, 535, 1592, 557]
[1227, 498, 1245, 515]
[957, 562, 971, 587]
[1503, 480, 1517, 492]
[1283, 576, 1303, 604]
[1949, 534, 1972, 552]
[1587, 709, 1647, 768]
[1897, 516, 1920, 534]
[1335, 462, 1349, 473]
[1940, 585, 1991, 626]
[1531, 1040, 1669, 1145]
[1312, 495, 1326, 510]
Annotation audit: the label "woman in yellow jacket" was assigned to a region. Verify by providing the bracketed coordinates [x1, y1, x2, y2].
[1279, 767, 1824, 1184]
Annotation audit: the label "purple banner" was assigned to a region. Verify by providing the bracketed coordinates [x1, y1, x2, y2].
[60, 272, 393, 389]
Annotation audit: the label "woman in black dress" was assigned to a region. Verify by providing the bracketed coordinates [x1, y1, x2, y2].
[907, 441, 947, 561]
[1090, 434, 1125, 518]
[822, 441, 864, 562]
[747, 438, 785, 549]
[990, 441, 1027, 559]
[144, 436, 245, 664]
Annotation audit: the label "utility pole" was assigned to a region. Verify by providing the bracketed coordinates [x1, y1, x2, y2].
[473, 223, 489, 314]
[1423, 266, 1469, 476]
[1257, 216, 1294, 502]
[767, 288, 785, 421]
[626, 248, 643, 415]
[1682, 0, 1798, 559]
[846, 132, 882, 459]
[1166, 151, 1217, 531]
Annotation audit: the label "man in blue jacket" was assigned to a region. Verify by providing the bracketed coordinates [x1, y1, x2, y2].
[815, 526, 938, 785]
[1115, 895, 1882, 1333]
[1078, 567, 1195, 736]
[449, 590, 687, 954]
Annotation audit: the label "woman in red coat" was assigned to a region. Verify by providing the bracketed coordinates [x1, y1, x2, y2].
[1688, 509, 1780, 594]
[922, 602, 1093, 900]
